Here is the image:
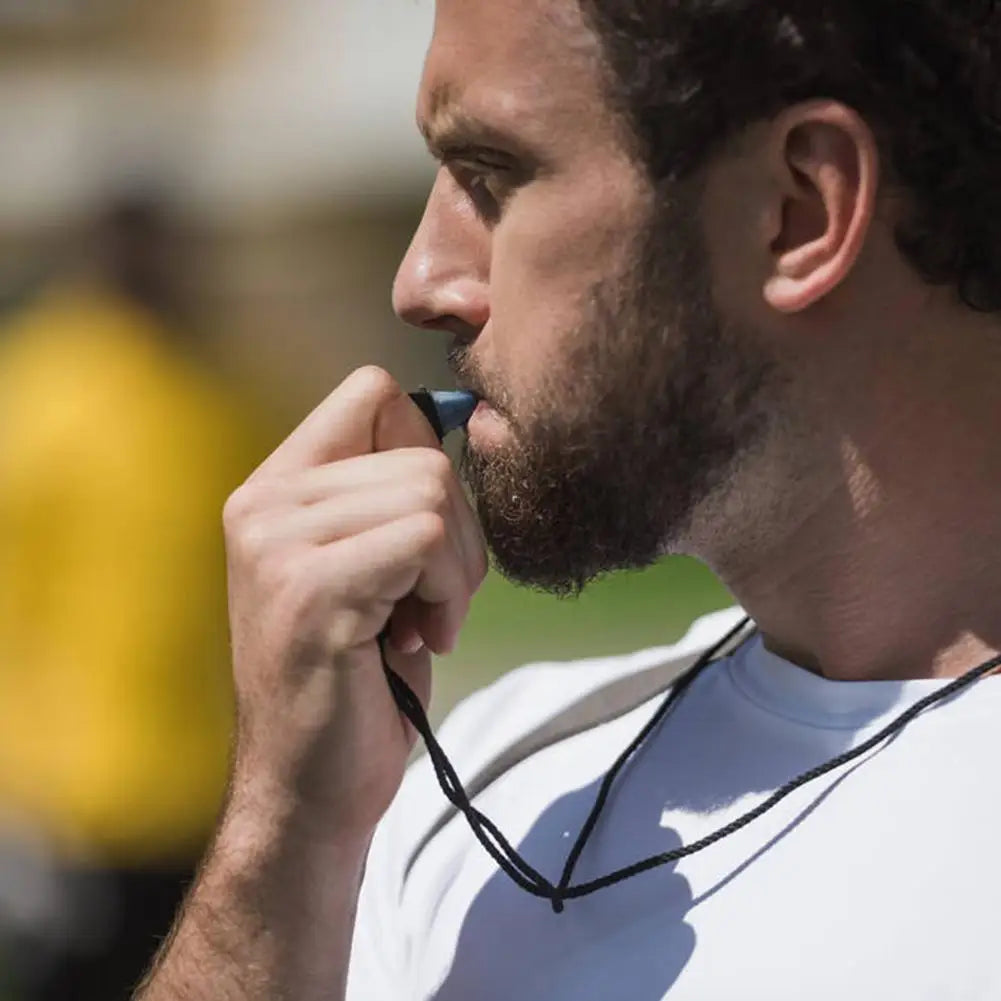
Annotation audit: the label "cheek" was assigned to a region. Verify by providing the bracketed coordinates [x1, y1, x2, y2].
[486, 160, 650, 401]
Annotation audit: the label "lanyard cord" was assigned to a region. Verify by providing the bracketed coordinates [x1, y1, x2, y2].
[382, 621, 1001, 913]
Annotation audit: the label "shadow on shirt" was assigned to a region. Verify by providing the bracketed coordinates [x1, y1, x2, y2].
[430, 772, 697, 1001]
[428, 662, 886, 1001]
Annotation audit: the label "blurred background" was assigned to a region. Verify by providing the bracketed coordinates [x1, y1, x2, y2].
[0, 1, 730, 998]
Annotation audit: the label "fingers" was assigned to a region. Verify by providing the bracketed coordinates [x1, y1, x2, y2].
[252, 367, 440, 478]
[235, 452, 487, 593]
[388, 594, 427, 655]
[243, 364, 488, 599]
[251, 449, 447, 506]
[227, 363, 489, 664]
[310, 511, 470, 655]
[243, 484, 445, 548]
[223, 367, 484, 835]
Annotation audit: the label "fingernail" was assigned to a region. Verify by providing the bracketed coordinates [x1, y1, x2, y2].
[402, 633, 425, 655]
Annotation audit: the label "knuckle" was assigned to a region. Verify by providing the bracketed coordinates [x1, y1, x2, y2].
[224, 479, 275, 529]
[236, 516, 274, 563]
[223, 485, 255, 530]
[411, 511, 448, 552]
[420, 448, 453, 480]
[348, 364, 400, 403]
[325, 606, 369, 653]
[415, 475, 449, 514]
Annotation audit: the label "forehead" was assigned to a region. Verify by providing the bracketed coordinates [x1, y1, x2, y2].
[419, 0, 612, 146]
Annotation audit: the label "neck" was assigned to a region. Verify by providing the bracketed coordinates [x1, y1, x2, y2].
[710, 305, 1001, 682]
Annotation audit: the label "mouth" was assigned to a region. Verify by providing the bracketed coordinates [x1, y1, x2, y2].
[467, 398, 510, 444]
[451, 369, 489, 404]
[447, 341, 515, 436]
[453, 378, 504, 422]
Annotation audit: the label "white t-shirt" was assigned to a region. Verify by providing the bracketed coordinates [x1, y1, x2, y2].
[347, 608, 1001, 1000]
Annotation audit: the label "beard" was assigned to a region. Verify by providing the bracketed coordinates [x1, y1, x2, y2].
[452, 193, 778, 596]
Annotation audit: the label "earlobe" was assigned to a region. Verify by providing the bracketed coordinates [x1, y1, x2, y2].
[763, 103, 879, 314]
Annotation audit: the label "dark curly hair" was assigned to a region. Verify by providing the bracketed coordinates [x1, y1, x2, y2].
[577, 0, 1001, 311]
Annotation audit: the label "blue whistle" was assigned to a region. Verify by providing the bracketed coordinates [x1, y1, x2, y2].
[409, 388, 478, 442]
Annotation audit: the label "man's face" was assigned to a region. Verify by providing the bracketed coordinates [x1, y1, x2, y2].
[393, 0, 775, 593]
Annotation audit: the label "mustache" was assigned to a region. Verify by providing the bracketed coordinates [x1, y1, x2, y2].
[447, 340, 512, 419]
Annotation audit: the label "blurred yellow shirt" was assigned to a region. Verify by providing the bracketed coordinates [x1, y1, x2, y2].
[0, 287, 266, 866]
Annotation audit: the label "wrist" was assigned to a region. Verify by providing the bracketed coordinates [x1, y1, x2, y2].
[219, 772, 375, 868]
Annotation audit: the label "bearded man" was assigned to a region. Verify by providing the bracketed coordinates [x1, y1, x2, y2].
[138, 2, 1001, 999]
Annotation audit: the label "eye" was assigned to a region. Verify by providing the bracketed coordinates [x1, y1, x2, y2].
[450, 162, 511, 223]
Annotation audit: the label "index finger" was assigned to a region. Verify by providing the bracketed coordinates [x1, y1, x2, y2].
[251, 366, 441, 479]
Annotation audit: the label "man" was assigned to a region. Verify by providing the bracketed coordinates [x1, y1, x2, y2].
[138, 1, 1001, 998]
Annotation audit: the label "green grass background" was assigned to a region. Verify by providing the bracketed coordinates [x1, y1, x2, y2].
[430, 555, 733, 721]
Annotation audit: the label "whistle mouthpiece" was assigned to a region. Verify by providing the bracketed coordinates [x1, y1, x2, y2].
[430, 390, 479, 436]
[409, 389, 478, 442]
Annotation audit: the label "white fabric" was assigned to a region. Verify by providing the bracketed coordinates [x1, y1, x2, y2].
[347, 608, 1001, 1000]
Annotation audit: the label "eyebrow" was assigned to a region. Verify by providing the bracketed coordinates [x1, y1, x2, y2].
[421, 112, 521, 162]
[418, 86, 539, 166]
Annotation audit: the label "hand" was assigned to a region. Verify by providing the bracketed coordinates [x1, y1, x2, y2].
[222, 366, 488, 842]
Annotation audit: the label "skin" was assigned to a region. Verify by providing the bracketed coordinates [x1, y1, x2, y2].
[698, 108, 1001, 680]
[138, 0, 1001, 997]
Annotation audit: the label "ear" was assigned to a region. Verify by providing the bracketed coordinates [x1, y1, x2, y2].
[762, 101, 879, 314]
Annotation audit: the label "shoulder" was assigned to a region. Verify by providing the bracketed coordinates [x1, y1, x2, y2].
[439, 605, 746, 766]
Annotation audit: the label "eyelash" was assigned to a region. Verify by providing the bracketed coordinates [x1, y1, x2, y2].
[450, 161, 512, 222]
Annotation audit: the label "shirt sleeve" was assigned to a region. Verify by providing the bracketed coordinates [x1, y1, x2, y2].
[345, 818, 412, 1001]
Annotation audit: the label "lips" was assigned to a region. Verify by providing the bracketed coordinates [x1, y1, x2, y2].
[469, 398, 508, 427]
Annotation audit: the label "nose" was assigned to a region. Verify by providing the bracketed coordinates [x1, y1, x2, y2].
[392, 171, 490, 336]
